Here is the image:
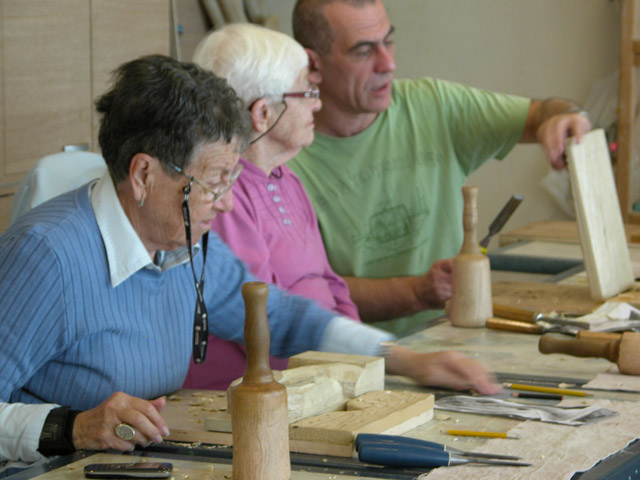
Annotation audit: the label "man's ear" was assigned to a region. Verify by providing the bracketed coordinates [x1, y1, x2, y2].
[306, 48, 323, 85]
[249, 98, 270, 134]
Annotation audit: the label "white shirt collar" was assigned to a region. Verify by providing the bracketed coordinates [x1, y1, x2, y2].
[90, 173, 198, 287]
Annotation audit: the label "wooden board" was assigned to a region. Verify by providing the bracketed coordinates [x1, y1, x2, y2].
[567, 129, 635, 300]
[163, 388, 433, 457]
[162, 352, 432, 457]
[493, 281, 603, 315]
[492, 280, 640, 315]
[499, 220, 640, 247]
[288, 390, 433, 456]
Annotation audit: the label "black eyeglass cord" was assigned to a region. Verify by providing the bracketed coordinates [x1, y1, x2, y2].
[249, 100, 288, 145]
[181, 183, 209, 364]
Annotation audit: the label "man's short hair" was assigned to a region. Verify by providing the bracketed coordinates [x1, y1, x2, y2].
[95, 55, 251, 183]
[193, 23, 308, 107]
[293, 0, 377, 54]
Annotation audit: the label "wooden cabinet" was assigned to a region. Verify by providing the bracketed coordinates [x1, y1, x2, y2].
[0, 0, 170, 196]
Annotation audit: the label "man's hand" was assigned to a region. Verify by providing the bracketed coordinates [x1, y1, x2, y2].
[536, 111, 592, 169]
[413, 258, 453, 310]
[72, 392, 169, 452]
[344, 258, 453, 322]
[385, 345, 500, 395]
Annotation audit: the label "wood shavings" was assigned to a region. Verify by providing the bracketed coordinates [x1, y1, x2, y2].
[168, 394, 182, 401]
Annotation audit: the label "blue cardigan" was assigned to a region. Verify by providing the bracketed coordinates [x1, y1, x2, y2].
[0, 185, 333, 411]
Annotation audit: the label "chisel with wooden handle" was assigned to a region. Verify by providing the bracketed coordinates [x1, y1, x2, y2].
[487, 317, 578, 335]
[492, 304, 539, 323]
[486, 317, 543, 334]
[492, 303, 590, 328]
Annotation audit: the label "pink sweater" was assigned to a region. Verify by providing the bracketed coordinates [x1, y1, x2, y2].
[182, 159, 358, 390]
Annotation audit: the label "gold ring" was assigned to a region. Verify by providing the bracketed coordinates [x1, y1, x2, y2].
[115, 423, 136, 440]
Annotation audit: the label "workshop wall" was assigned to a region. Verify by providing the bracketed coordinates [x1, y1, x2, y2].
[260, 0, 622, 242]
[1, 1, 621, 240]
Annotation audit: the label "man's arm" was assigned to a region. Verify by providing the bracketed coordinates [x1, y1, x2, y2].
[343, 259, 453, 323]
[520, 98, 592, 169]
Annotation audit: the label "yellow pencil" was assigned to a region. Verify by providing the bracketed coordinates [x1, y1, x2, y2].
[503, 382, 591, 397]
[446, 429, 519, 439]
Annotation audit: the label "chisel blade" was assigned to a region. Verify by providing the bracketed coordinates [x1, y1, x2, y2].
[479, 194, 524, 248]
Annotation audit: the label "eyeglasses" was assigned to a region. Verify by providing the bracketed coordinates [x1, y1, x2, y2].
[168, 162, 243, 203]
[283, 86, 320, 100]
[249, 86, 320, 145]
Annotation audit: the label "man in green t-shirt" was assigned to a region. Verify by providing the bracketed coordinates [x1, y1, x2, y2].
[289, 0, 592, 335]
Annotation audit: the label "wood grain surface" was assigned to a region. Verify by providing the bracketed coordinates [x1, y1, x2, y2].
[499, 220, 640, 247]
[567, 129, 635, 300]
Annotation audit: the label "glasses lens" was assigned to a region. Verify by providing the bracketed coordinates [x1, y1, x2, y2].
[209, 163, 243, 200]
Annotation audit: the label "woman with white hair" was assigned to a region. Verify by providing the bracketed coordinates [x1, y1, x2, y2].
[182, 23, 360, 390]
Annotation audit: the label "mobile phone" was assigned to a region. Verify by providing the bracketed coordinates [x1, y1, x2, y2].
[83, 462, 173, 479]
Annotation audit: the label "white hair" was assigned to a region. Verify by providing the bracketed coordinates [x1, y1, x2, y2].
[193, 23, 309, 106]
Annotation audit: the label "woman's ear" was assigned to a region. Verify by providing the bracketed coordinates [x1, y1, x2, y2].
[128, 153, 156, 205]
[249, 98, 270, 135]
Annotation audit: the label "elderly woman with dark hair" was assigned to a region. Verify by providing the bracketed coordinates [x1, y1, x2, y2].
[0, 54, 349, 464]
[0, 53, 497, 466]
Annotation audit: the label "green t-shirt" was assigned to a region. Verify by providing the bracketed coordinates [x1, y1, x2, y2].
[289, 77, 530, 334]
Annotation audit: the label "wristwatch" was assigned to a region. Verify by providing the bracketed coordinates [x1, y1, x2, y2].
[38, 406, 80, 456]
[377, 340, 398, 359]
[562, 106, 589, 119]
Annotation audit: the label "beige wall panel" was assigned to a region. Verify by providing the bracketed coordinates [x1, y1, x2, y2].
[0, 3, 5, 188]
[0, 194, 12, 234]
[176, 0, 211, 61]
[91, 0, 171, 148]
[2, 0, 91, 181]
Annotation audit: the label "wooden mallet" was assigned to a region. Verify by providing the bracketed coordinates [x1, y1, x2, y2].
[539, 332, 640, 375]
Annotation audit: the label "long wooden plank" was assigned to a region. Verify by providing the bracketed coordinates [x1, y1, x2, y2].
[499, 220, 640, 247]
[567, 129, 635, 300]
[492, 280, 603, 315]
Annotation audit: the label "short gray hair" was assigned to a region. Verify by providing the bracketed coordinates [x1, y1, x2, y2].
[293, 0, 377, 54]
[193, 23, 308, 107]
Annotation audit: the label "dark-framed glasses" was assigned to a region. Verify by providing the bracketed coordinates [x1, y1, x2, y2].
[168, 162, 243, 203]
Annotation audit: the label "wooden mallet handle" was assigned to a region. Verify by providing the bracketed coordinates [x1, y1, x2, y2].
[539, 334, 619, 362]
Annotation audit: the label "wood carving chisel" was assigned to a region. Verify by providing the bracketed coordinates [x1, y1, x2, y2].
[358, 443, 532, 468]
[479, 193, 524, 251]
[355, 433, 521, 460]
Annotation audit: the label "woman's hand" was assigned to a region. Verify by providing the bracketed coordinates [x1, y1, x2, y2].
[72, 392, 169, 452]
[385, 345, 501, 395]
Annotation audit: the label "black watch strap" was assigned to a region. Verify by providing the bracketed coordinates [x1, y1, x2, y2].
[38, 406, 81, 456]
